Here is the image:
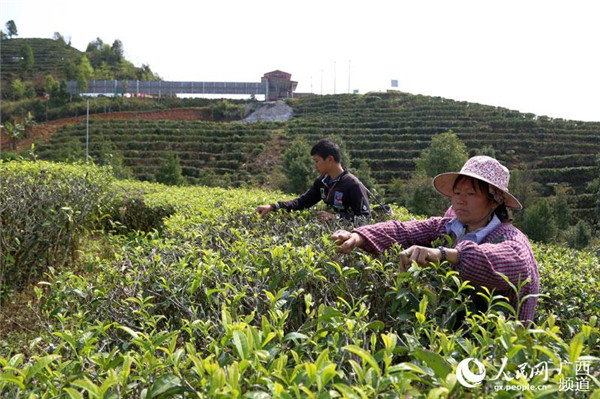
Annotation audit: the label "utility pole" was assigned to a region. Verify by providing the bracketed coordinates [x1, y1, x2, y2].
[320, 69, 323, 95]
[334, 61, 337, 94]
[86, 99, 89, 163]
[348, 60, 351, 94]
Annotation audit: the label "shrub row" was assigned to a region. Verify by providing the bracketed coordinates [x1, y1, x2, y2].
[0, 160, 112, 298]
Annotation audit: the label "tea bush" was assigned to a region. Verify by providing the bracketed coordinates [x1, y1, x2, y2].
[1, 177, 599, 397]
[0, 160, 112, 298]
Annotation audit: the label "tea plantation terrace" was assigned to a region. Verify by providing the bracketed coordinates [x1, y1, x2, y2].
[32, 92, 600, 221]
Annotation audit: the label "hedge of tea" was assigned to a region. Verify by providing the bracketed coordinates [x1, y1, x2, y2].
[1, 172, 599, 397]
[0, 160, 112, 297]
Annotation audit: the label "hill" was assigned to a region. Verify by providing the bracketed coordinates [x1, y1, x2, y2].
[23, 92, 600, 223]
[0, 37, 83, 82]
[0, 36, 159, 100]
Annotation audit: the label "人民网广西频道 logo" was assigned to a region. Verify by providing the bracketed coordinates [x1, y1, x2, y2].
[456, 358, 486, 388]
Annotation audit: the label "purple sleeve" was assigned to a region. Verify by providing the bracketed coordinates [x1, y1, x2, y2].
[352, 217, 449, 253]
[454, 229, 537, 291]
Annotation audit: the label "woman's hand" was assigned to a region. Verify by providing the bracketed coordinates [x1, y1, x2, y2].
[331, 230, 365, 253]
[399, 245, 443, 268]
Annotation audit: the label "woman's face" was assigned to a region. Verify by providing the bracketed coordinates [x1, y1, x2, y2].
[451, 177, 498, 230]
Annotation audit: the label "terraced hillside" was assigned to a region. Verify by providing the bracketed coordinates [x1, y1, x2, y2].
[288, 93, 600, 220]
[35, 119, 282, 186]
[31, 92, 600, 221]
[0, 38, 82, 81]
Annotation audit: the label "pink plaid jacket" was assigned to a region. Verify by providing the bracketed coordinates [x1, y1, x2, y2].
[354, 217, 539, 322]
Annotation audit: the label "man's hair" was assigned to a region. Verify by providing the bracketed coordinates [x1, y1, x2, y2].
[310, 139, 341, 163]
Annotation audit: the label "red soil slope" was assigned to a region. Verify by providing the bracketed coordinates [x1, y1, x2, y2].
[2, 108, 212, 152]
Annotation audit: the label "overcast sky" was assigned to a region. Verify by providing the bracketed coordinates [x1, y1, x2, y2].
[2, 0, 599, 121]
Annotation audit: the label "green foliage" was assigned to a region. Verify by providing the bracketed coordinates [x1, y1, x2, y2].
[211, 100, 244, 121]
[521, 199, 556, 243]
[469, 144, 496, 158]
[19, 43, 33, 73]
[391, 172, 450, 217]
[52, 32, 66, 45]
[94, 141, 134, 180]
[10, 78, 27, 100]
[0, 175, 599, 396]
[551, 185, 572, 231]
[155, 152, 185, 186]
[2, 121, 24, 151]
[281, 136, 313, 194]
[352, 158, 379, 193]
[102, 181, 175, 232]
[47, 137, 85, 162]
[76, 55, 93, 91]
[392, 132, 462, 216]
[509, 169, 541, 224]
[597, 185, 600, 227]
[5, 20, 17, 38]
[414, 131, 468, 178]
[565, 220, 592, 250]
[0, 160, 112, 298]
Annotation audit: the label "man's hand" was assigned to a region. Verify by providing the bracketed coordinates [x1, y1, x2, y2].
[317, 211, 335, 223]
[399, 245, 442, 268]
[331, 230, 365, 253]
[256, 204, 274, 217]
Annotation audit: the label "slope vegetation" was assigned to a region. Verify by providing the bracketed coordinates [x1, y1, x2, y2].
[28, 92, 600, 220]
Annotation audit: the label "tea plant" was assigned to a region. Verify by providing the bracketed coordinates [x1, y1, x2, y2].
[1, 175, 599, 397]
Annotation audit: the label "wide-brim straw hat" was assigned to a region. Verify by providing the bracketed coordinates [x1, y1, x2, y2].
[432, 156, 522, 210]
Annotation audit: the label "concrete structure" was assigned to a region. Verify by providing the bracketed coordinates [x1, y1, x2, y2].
[67, 70, 299, 101]
[261, 70, 298, 101]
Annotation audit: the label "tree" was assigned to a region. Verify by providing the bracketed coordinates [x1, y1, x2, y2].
[44, 74, 58, 94]
[155, 153, 185, 185]
[509, 169, 541, 224]
[415, 131, 468, 177]
[5, 20, 17, 38]
[111, 39, 124, 63]
[521, 199, 555, 243]
[94, 61, 114, 80]
[389, 131, 466, 216]
[63, 58, 78, 80]
[565, 220, 591, 250]
[95, 141, 133, 180]
[49, 80, 70, 107]
[22, 112, 36, 138]
[3, 121, 24, 151]
[353, 159, 378, 193]
[53, 32, 66, 45]
[11, 78, 26, 100]
[76, 55, 94, 92]
[281, 137, 313, 194]
[20, 43, 34, 73]
[597, 184, 600, 227]
[551, 184, 572, 230]
[391, 172, 450, 217]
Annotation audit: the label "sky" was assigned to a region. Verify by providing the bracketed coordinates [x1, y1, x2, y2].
[2, 0, 599, 122]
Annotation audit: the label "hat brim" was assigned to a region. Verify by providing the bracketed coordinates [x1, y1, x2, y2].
[432, 172, 523, 210]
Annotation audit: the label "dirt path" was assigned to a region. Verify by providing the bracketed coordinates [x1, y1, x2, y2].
[2, 108, 213, 152]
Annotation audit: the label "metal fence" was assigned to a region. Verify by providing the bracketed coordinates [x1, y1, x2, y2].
[67, 80, 267, 96]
